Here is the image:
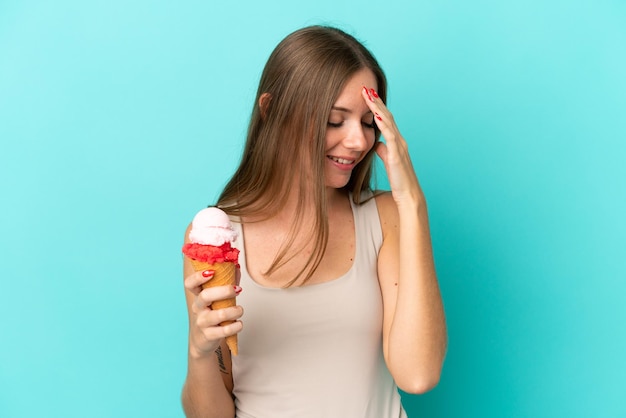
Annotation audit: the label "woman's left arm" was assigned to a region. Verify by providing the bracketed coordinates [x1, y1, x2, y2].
[363, 87, 447, 394]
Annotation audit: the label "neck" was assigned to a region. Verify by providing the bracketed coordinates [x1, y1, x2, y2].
[326, 186, 347, 208]
[262, 186, 347, 223]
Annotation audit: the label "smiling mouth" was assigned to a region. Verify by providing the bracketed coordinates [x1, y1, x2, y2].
[327, 156, 356, 165]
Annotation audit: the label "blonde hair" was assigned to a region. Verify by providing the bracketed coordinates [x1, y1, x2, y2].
[217, 25, 387, 286]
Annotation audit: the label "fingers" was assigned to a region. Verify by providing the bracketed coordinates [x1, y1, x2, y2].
[184, 269, 214, 295]
[375, 141, 388, 164]
[361, 85, 422, 201]
[194, 319, 243, 349]
[195, 295, 244, 346]
[196, 305, 244, 333]
[188, 277, 244, 353]
[361, 86, 405, 156]
[185, 268, 243, 294]
[192, 282, 241, 312]
[190, 304, 244, 355]
[361, 86, 398, 143]
[361, 86, 390, 118]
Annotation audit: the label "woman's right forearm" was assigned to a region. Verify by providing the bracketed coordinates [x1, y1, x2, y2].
[182, 348, 235, 418]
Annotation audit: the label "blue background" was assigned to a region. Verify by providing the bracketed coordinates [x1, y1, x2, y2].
[1, 1, 625, 417]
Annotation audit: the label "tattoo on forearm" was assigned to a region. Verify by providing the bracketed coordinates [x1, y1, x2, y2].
[215, 346, 228, 375]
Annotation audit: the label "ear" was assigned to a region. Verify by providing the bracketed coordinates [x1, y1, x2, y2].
[258, 92, 272, 119]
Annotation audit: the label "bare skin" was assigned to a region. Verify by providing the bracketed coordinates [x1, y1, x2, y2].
[180, 69, 447, 417]
[360, 76, 447, 392]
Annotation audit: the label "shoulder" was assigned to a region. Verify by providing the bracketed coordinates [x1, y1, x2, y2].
[374, 191, 399, 239]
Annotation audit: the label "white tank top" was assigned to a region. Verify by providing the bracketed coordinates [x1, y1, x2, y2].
[231, 196, 407, 418]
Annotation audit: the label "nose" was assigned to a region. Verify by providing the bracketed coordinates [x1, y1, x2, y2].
[344, 124, 370, 151]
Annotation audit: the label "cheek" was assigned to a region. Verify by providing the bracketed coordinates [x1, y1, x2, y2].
[356, 133, 377, 164]
[366, 132, 377, 151]
[323, 131, 338, 151]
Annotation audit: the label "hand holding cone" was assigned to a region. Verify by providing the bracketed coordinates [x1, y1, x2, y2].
[183, 207, 240, 355]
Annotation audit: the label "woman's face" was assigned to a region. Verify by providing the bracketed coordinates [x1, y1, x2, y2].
[324, 68, 378, 189]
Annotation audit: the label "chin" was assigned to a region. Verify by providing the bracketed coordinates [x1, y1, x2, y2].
[325, 177, 351, 190]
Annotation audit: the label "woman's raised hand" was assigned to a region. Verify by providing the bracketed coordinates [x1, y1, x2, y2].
[362, 86, 424, 207]
[184, 269, 244, 358]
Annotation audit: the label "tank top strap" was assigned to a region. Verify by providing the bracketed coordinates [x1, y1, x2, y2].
[349, 192, 384, 261]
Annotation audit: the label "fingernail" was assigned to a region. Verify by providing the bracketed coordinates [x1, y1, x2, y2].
[234, 285, 242, 294]
[375, 112, 383, 121]
[370, 88, 379, 99]
[202, 270, 213, 278]
[363, 86, 373, 102]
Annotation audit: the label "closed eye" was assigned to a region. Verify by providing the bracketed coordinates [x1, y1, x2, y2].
[363, 119, 376, 129]
[327, 121, 343, 128]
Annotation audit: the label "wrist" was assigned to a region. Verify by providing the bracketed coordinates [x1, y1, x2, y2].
[188, 339, 218, 361]
[395, 190, 427, 213]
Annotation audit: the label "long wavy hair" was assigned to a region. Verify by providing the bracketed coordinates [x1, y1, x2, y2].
[217, 25, 387, 287]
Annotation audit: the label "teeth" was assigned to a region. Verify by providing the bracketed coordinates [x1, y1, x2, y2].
[329, 156, 355, 164]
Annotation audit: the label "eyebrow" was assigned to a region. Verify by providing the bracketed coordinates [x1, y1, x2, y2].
[331, 106, 373, 116]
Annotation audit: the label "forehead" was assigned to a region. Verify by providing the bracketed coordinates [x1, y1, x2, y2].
[348, 68, 377, 90]
[333, 68, 377, 109]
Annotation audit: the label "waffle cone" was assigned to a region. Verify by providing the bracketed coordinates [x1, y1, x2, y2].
[189, 258, 238, 355]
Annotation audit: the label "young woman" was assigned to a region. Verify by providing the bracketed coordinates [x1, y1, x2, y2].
[181, 25, 447, 418]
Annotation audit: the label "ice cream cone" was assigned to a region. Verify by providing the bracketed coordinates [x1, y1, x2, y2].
[189, 258, 238, 355]
[183, 207, 240, 355]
